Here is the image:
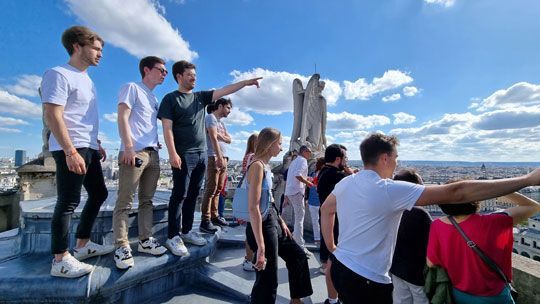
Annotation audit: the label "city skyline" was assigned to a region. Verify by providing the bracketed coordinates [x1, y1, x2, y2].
[1, 0, 540, 161]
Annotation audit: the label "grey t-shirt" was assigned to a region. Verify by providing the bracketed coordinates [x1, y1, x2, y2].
[205, 113, 228, 157]
[157, 90, 214, 155]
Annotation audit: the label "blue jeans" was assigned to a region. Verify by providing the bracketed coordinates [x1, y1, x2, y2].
[168, 151, 206, 238]
[51, 148, 108, 254]
[218, 194, 225, 218]
[453, 286, 515, 304]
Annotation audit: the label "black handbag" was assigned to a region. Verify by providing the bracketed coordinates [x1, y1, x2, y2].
[448, 216, 518, 299]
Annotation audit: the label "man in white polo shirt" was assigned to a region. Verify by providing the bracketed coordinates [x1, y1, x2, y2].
[112, 56, 171, 269]
[41, 26, 113, 278]
[321, 133, 540, 303]
[285, 145, 314, 252]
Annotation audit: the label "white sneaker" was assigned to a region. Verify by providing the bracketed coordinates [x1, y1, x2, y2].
[165, 236, 189, 257]
[114, 246, 134, 270]
[138, 237, 167, 256]
[304, 247, 314, 258]
[50, 254, 94, 278]
[73, 240, 115, 261]
[181, 231, 207, 246]
[242, 258, 255, 272]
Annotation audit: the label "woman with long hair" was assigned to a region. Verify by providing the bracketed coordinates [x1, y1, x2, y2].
[241, 133, 258, 271]
[245, 127, 313, 303]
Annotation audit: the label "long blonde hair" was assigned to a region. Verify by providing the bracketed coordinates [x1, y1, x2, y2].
[245, 133, 258, 156]
[254, 127, 281, 158]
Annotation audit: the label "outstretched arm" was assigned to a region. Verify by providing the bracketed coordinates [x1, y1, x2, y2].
[212, 77, 262, 101]
[416, 169, 540, 206]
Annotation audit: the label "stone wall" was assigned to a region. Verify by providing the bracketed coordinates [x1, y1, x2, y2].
[512, 253, 540, 304]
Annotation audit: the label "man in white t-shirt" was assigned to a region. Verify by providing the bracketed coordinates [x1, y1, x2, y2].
[285, 145, 314, 251]
[112, 56, 170, 269]
[321, 133, 540, 303]
[41, 26, 113, 278]
[200, 98, 232, 233]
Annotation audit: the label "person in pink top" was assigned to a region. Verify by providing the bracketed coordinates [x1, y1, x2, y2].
[427, 179, 540, 303]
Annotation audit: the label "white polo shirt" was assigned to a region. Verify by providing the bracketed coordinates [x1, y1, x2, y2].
[332, 170, 425, 284]
[285, 156, 308, 196]
[41, 64, 99, 152]
[118, 82, 159, 151]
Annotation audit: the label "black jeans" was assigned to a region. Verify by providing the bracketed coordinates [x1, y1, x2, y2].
[246, 208, 313, 303]
[330, 255, 393, 304]
[51, 148, 108, 254]
[168, 151, 206, 238]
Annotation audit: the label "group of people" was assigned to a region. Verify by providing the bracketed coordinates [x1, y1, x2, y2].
[41, 25, 540, 304]
[42, 25, 260, 278]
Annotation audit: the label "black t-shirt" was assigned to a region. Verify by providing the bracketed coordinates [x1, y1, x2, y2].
[157, 90, 214, 155]
[317, 165, 347, 205]
[390, 207, 432, 286]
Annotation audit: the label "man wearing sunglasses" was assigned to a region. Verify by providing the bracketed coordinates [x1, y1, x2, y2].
[112, 56, 169, 269]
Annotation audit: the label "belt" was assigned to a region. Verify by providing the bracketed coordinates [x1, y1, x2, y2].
[143, 147, 155, 151]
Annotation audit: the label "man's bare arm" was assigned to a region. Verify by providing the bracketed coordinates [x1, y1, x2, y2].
[117, 103, 136, 166]
[416, 172, 540, 206]
[212, 77, 262, 101]
[321, 194, 337, 253]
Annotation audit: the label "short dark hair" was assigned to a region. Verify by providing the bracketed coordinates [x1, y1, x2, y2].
[324, 144, 346, 163]
[61, 26, 104, 56]
[172, 60, 196, 83]
[393, 168, 423, 185]
[139, 56, 165, 79]
[299, 145, 311, 154]
[360, 133, 399, 166]
[439, 178, 481, 216]
[207, 98, 232, 114]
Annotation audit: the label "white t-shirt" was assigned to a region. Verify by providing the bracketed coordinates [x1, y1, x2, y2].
[285, 156, 308, 196]
[205, 113, 228, 157]
[41, 64, 99, 151]
[118, 82, 159, 151]
[332, 169, 425, 284]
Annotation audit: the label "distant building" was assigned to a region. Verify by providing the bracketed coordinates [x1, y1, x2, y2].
[513, 215, 540, 262]
[14, 150, 26, 167]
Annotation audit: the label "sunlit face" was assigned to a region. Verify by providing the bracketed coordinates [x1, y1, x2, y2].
[77, 40, 103, 67]
[177, 68, 196, 90]
[386, 149, 399, 177]
[270, 136, 283, 157]
[146, 63, 167, 86]
[340, 150, 348, 168]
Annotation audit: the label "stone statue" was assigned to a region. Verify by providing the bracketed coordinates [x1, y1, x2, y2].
[290, 73, 327, 154]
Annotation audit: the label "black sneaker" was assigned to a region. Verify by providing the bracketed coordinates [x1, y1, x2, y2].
[211, 216, 229, 227]
[199, 220, 219, 234]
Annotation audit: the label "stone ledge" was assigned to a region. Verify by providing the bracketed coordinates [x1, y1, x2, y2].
[512, 253, 540, 304]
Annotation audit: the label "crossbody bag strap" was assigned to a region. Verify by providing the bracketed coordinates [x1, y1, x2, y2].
[448, 216, 510, 284]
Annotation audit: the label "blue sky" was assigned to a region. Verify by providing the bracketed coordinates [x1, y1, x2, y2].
[1, 0, 540, 161]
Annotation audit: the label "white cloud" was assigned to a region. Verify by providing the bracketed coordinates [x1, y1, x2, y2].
[327, 112, 391, 130]
[382, 93, 401, 103]
[3, 75, 42, 97]
[223, 109, 254, 126]
[65, 0, 197, 62]
[0, 90, 42, 118]
[229, 68, 342, 115]
[475, 82, 540, 112]
[473, 108, 540, 130]
[424, 0, 455, 8]
[0, 116, 29, 126]
[0, 127, 22, 133]
[103, 112, 118, 123]
[393, 112, 416, 125]
[403, 86, 419, 97]
[343, 70, 413, 100]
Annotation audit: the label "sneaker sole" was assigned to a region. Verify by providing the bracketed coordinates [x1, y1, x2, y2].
[138, 246, 167, 256]
[74, 248, 115, 261]
[50, 267, 94, 278]
[164, 244, 190, 257]
[115, 260, 134, 270]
